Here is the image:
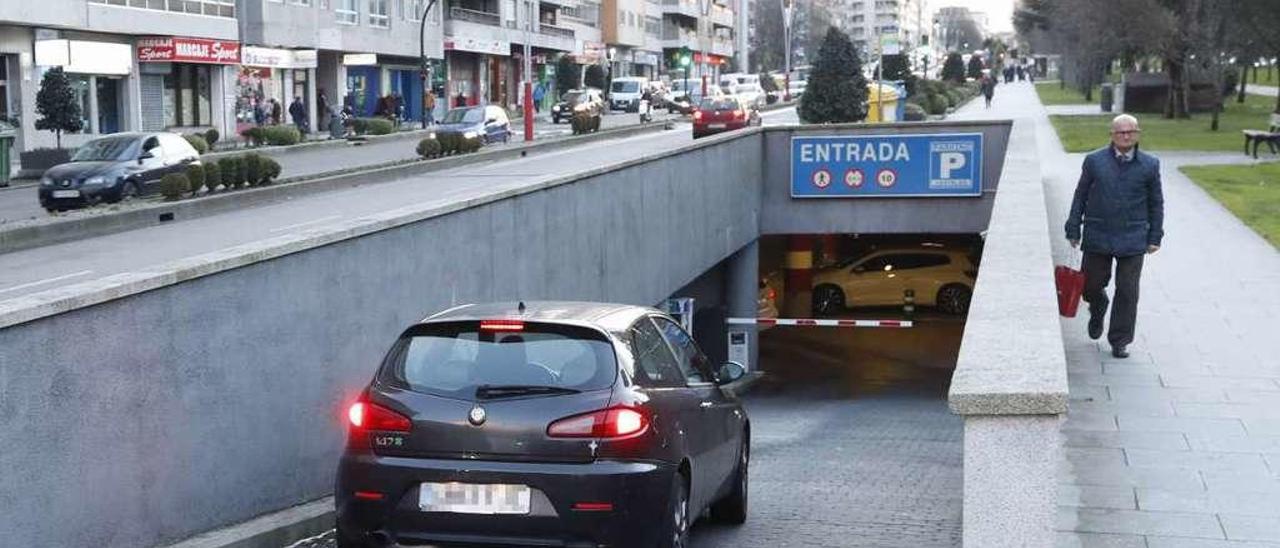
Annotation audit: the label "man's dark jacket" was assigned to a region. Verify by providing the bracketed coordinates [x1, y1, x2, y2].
[1065, 145, 1164, 257]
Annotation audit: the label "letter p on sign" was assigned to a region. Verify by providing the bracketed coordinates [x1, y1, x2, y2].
[939, 152, 966, 179]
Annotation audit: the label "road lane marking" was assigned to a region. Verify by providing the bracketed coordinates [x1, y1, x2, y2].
[269, 215, 343, 233]
[0, 270, 94, 295]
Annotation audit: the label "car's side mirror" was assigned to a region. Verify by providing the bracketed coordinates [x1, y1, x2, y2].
[486, 118, 498, 125]
[715, 361, 747, 385]
[137, 150, 155, 162]
[852, 265, 866, 274]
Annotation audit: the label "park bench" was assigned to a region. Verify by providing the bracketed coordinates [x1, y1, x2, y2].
[1242, 112, 1280, 158]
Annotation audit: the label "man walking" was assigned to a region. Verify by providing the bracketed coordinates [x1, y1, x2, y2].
[1065, 114, 1164, 358]
[289, 96, 308, 134]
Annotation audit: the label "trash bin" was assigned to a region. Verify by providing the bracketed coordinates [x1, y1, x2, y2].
[866, 83, 901, 123]
[0, 130, 14, 188]
[1100, 83, 1114, 113]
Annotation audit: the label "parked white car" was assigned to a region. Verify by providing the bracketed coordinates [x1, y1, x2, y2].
[733, 84, 766, 109]
[788, 80, 808, 98]
[608, 77, 648, 112]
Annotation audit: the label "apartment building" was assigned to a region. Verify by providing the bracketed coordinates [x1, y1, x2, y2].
[841, 0, 924, 57]
[660, 0, 734, 84]
[1, 0, 240, 154]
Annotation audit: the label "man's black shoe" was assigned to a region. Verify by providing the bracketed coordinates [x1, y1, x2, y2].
[1111, 346, 1129, 359]
[1088, 313, 1104, 340]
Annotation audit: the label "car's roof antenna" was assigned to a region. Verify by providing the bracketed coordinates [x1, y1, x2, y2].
[517, 301, 526, 314]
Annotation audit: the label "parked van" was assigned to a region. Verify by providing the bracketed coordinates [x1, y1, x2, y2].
[608, 77, 649, 112]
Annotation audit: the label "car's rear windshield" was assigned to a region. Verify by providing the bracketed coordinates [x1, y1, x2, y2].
[611, 81, 640, 93]
[699, 98, 738, 110]
[72, 137, 138, 162]
[442, 107, 484, 124]
[562, 92, 583, 103]
[383, 321, 618, 398]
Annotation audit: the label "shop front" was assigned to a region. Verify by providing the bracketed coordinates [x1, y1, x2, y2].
[632, 50, 660, 80]
[31, 33, 134, 146]
[136, 36, 240, 136]
[238, 46, 318, 133]
[444, 37, 508, 110]
[342, 54, 381, 117]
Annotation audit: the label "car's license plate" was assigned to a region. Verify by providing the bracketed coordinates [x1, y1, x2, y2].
[419, 482, 531, 514]
[709, 123, 726, 129]
[52, 190, 81, 199]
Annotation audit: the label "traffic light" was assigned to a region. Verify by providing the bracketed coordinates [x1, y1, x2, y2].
[678, 47, 691, 68]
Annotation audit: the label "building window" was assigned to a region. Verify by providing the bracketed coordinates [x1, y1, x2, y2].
[337, 0, 359, 23]
[291, 0, 311, 4]
[90, 0, 235, 18]
[369, 0, 390, 26]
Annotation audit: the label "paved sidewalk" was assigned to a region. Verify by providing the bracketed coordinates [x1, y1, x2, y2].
[1245, 84, 1278, 97]
[960, 80, 1280, 547]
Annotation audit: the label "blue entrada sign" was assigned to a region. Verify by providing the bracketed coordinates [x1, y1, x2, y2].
[790, 133, 984, 198]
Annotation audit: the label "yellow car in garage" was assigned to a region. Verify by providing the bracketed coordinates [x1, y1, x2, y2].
[810, 247, 977, 315]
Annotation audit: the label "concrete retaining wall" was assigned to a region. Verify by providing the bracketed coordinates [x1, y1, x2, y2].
[0, 135, 762, 548]
[947, 118, 1068, 546]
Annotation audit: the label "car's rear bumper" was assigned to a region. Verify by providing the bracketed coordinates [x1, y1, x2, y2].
[336, 453, 676, 547]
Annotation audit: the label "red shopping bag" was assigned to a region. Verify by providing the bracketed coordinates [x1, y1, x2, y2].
[1055, 263, 1085, 318]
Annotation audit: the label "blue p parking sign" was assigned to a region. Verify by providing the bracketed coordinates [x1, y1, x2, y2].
[791, 133, 984, 198]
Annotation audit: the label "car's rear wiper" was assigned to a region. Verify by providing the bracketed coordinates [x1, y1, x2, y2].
[475, 384, 582, 399]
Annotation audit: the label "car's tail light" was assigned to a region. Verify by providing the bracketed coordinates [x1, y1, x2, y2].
[693, 111, 704, 121]
[547, 407, 649, 439]
[480, 319, 524, 331]
[767, 288, 777, 301]
[734, 109, 745, 120]
[348, 401, 412, 432]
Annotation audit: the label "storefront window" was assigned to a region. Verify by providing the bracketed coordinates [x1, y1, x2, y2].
[161, 64, 214, 127]
[96, 78, 122, 134]
[68, 74, 92, 133]
[236, 67, 280, 130]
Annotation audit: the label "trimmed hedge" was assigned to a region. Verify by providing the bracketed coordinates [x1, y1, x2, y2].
[183, 134, 210, 154]
[204, 128, 220, 146]
[244, 153, 263, 185]
[159, 173, 190, 201]
[261, 125, 301, 146]
[417, 138, 443, 158]
[353, 117, 394, 136]
[571, 112, 600, 135]
[203, 161, 222, 192]
[902, 102, 926, 121]
[239, 125, 301, 146]
[185, 163, 206, 194]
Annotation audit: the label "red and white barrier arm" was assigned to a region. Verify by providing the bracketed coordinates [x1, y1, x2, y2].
[727, 318, 913, 328]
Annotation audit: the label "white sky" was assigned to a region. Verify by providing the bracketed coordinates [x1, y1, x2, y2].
[928, 0, 1016, 34]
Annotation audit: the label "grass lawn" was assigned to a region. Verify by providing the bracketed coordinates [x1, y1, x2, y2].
[1048, 94, 1278, 152]
[1181, 162, 1280, 248]
[1247, 65, 1277, 86]
[1035, 82, 1101, 105]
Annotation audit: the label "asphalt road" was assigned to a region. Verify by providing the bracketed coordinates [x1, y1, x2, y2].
[0, 107, 798, 303]
[0, 111, 679, 224]
[285, 308, 964, 548]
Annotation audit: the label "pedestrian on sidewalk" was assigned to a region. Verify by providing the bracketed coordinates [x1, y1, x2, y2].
[289, 96, 308, 134]
[981, 75, 996, 108]
[269, 98, 282, 126]
[424, 90, 436, 126]
[1065, 114, 1165, 359]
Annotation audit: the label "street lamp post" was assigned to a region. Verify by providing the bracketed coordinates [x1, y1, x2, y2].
[699, 0, 712, 96]
[781, 0, 793, 101]
[419, 0, 439, 129]
[523, 0, 534, 142]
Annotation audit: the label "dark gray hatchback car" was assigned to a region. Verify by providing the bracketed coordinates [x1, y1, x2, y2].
[336, 301, 750, 548]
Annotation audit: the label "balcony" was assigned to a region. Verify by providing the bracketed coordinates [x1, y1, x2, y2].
[661, 27, 698, 49]
[449, 6, 502, 26]
[710, 5, 733, 28]
[540, 23, 575, 39]
[662, 0, 699, 20]
[712, 38, 733, 57]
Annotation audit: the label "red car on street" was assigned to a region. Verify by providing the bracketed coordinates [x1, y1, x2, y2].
[692, 97, 761, 139]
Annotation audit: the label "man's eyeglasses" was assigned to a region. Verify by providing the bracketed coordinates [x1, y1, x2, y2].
[1112, 129, 1141, 136]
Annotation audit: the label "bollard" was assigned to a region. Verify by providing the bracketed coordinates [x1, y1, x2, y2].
[903, 289, 915, 320]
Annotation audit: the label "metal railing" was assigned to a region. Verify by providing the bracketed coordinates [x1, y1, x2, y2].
[449, 6, 502, 26]
[539, 24, 576, 38]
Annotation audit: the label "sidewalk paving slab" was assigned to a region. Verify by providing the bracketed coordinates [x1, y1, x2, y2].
[962, 81, 1280, 547]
